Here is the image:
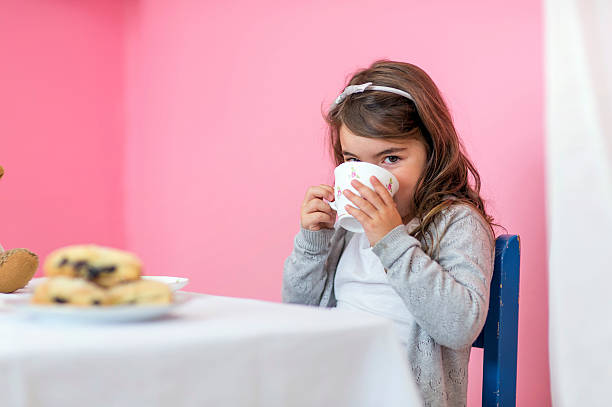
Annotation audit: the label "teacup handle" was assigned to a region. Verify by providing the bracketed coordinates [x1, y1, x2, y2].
[323, 198, 338, 211]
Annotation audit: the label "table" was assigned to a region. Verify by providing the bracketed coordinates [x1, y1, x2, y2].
[0, 289, 422, 407]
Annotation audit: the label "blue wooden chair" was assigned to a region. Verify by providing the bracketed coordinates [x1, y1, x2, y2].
[472, 234, 521, 407]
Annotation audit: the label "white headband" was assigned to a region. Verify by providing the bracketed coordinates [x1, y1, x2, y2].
[330, 82, 415, 109]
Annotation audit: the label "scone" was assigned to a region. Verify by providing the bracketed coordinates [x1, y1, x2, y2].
[107, 280, 172, 305]
[44, 245, 142, 288]
[32, 277, 108, 306]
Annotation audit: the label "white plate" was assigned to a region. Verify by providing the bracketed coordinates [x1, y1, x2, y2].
[141, 276, 189, 292]
[4, 292, 191, 323]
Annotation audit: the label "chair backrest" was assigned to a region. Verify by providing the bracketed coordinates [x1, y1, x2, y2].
[472, 234, 521, 407]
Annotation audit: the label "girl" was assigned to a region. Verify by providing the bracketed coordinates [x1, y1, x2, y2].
[282, 60, 496, 407]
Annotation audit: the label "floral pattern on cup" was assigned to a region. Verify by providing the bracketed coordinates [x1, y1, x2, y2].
[336, 186, 342, 198]
[386, 178, 393, 193]
[350, 166, 360, 179]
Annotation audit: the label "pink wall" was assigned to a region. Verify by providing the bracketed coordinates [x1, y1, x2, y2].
[0, 2, 125, 267]
[1, 0, 549, 405]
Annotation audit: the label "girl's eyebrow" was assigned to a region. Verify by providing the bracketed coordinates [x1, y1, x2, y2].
[342, 147, 408, 157]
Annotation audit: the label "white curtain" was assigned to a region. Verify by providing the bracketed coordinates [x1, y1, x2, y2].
[547, 0, 612, 405]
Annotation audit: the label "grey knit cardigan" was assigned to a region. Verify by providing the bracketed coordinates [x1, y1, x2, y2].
[282, 204, 495, 407]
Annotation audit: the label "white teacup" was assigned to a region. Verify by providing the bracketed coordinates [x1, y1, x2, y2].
[325, 161, 400, 233]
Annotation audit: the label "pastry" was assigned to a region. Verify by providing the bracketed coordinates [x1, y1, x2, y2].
[32, 276, 108, 306]
[0, 248, 39, 293]
[107, 280, 172, 305]
[44, 245, 142, 288]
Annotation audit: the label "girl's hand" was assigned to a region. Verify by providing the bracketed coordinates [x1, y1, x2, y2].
[343, 176, 403, 246]
[300, 184, 337, 231]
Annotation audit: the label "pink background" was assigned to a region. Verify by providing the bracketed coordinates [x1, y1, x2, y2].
[0, 2, 125, 254]
[1, 1, 549, 405]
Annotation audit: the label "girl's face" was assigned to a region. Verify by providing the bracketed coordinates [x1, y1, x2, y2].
[339, 124, 428, 221]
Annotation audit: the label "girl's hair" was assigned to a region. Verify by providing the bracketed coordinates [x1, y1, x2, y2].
[324, 60, 497, 254]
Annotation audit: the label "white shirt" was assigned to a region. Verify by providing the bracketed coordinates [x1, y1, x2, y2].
[334, 231, 415, 346]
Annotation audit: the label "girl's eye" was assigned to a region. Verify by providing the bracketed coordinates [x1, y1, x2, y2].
[345, 157, 359, 162]
[383, 156, 400, 164]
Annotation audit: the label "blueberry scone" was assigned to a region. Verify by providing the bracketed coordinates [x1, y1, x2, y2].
[44, 245, 142, 288]
[32, 277, 108, 306]
[107, 280, 172, 305]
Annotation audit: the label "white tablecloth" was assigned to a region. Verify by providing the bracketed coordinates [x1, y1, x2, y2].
[0, 290, 422, 407]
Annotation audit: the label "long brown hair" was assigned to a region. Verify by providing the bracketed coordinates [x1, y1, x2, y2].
[324, 60, 497, 254]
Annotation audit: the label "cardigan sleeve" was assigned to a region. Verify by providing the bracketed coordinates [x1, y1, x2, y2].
[282, 227, 336, 306]
[371, 205, 495, 349]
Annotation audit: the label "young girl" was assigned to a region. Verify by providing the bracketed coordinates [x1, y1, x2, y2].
[282, 60, 496, 407]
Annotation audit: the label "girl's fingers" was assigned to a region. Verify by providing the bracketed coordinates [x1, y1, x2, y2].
[345, 204, 368, 223]
[351, 179, 385, 209]
[300, 184, 337, 230]
[319, 184, 335, 197]
[303, 185, 334, 206]
[306, 211, 334, 225]
[343, 189, 375, 218]
[370, 176, 395, 206]
[343, 179, 382, 212]
[305, 197, 336, 215]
